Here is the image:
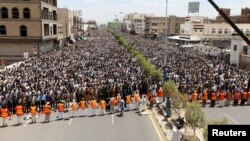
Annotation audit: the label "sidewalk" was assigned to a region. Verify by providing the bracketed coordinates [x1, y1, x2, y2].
[151, 104, 204, 141]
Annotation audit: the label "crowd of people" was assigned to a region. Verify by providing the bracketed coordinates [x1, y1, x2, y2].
[0, 30, 250, 127]
[0, 31, 160, 127]
[123, 34, 250, 102]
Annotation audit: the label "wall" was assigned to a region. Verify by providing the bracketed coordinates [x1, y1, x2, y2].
[240, 54, 250, 70]
[230, 39, 245, 65]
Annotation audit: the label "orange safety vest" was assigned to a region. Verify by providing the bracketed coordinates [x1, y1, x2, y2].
[1, 108, 8, 119]
[43, 105, 51, 115]
[30, 106, 37, 116]
[211, 93, 217, 101]
[90, 100, 97, 109]
[58, 103, 64, 112]
[219, 93, 225, 100]
[110, 97, 116, 106]
[247, 92, 250, 99]
[80, 101, 87, 109]
[157, 89, 164, 97]
[71, 103, 78, 110]
[149, 96, 154, 102]
[242, 92, 247, 100]
[16, 106, 24, 116]
[226, 92, 231, 100]
[100, 100, 106, 109]
[192, 93, 198, 101]
[201, 93, 208, 100]
[126, 95, 131, 104]
[234, 93, 240, 100]
[134, 94, 140, 103]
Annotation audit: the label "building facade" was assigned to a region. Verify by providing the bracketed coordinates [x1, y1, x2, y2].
[145, 15, 184, 37]
[0, 0, 58, 63]
[216, 7, 250, 23]
[123, 13, 155, 34]
[230, 38, 250, 70]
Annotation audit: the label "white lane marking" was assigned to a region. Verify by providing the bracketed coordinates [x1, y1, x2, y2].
[24, 119, 31, 127]
[111, 114, 114, 125]
[69, 118, 73, 125]
[224, 113, 240, 125]
[149, 114, 164, 141]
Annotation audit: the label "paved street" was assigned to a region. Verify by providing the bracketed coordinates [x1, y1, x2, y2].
[0, 110, 165, 141]
[203, 106, 250, 124]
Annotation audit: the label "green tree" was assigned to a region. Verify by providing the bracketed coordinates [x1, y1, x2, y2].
[203, 118, 227, 141]
[163, 80, 176, 98]
[185, 102, 206, 137]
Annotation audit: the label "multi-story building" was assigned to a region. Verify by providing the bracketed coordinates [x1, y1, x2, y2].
[0, 0, 58, 63]
[145, 15, 184, 37]
[71, 10, 83, 37]
[216, 7, 250, 23]
[123, 13, 155, 34]
[57, 8, 73, 37]
[230, 37, 250, 70]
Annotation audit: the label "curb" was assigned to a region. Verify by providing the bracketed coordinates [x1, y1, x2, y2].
[151, 107, 169, 140]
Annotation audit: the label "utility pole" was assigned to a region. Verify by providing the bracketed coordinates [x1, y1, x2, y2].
[163, 0, 168, 81]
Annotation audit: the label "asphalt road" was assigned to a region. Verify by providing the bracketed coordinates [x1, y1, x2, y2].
[0, 109, 166, 141]
[203, 105, 250, 124]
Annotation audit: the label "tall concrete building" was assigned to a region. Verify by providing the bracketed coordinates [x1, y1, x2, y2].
[123, 13, 155, 34]
[0, 0, 58, 63]
[145, 16, 184, 37]
[57, 8, 73, 37]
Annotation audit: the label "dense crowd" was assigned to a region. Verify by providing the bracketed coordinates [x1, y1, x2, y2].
[124, 34, 250, 97]
[0, 31, 155, 115]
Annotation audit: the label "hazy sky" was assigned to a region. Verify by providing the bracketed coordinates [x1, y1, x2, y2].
[58, 0, 250, 24]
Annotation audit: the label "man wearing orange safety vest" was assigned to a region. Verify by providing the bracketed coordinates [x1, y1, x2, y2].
[247, 91, 250, 105]
[109, 97, 116, 114]
[201, 90, 208, 107]
[225, 91, 232, 106]
[30, 103, 37, 123]
[79, 98, 87, 117]
[218, 91, 225, 107]
[15, 103, 24, 125]
[149, 93, 154, 109]
[1, 105, 9, 127]
[90, 99, 97, 116]
[240, 91, 247, 106]
[43, 102, 51, 123]
[157, 87, 164, 104]
[192, 90, 198, 103]
[210, 92, 217, 107]
[233, 91, 240, 106]
[134, 92, 140, 110]
[125, 95, 132, 111]
[99, 99, 106, 115]
[57, 101, 64, 120]
[71, 99, 78, 118]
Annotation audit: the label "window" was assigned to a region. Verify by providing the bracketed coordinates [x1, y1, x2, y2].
[200, 29, 202, 32]
[195, 29, 197, 32]
[1, 7, 8, 18]
[23, 8, 30, 19]
[246, 29, 250, 34]
[20, 25, 27, 36]
[218, 29, 222, 34]
[12, 8, 19, 19]
[0, 25, 6, 35]
[211, 28, 216, 34]
[53, 24, 57, 35]
[234, 45, 237, 51]
[224, 29, 229, 34]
